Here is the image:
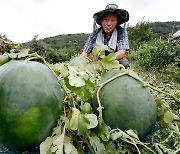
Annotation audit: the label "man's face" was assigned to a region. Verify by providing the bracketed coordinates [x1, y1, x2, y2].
[101, 12, 119, 36]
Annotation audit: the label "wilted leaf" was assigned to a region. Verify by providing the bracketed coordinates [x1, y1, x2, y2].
[53, 133, 65, 154]
[40, 136, 56, 154]
[164, 110, 174, 123]
[110, 129, 123, 140]
[126, 129, 139, 140]
[64, 142, 78, 154]
[64, 142, 73, 154]
[89, 135, 105, 154]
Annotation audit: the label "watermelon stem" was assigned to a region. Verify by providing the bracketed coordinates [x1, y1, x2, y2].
[127, 73, 180, 104]
[98, 68, 179, 104]
[96, 85, 104, 124]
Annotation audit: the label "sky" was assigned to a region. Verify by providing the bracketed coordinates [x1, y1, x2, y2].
[0, 0, 180, 43]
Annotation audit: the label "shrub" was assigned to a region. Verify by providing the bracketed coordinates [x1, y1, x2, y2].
[128, 39, 180, 70]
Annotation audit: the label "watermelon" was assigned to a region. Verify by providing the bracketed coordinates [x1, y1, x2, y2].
[0, 60, 63, 150]
[92, 69, 157, 138]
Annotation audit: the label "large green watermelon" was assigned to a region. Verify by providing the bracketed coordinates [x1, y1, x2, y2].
[0, 60, 63, 150]
[92, 69, 157, 139]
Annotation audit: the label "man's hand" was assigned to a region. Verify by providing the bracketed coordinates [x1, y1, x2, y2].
[80, 51, 89, 57]
[115, 50, 126, 60]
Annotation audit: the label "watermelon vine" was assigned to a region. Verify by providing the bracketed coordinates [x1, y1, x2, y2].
[0, 43, 179, 154]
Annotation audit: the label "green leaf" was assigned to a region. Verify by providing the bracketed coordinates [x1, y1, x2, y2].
[101, 53, 120, 70]
[8, 52, 17, 58]
[157, 104, 169, 117]
[68, 73, 85, 87]
[105, 141, 127, 154]
[88, 135, 105, 154]
[75, 86, 92, 101]
[17, 49, 29, 58]
[64, 141, 78, 154]
[80, 103, 93, 114]
[77, 113, 89, 135]
[58, 64, 69, 77]
[69, 108, 80, 130]
[76, 71, 89, 80]
[92, 45, 108, 55]
[85, 80, 96, 90]
[96, 123, 110, 142]
[68, 67, 85, 87]
[40, 136, 56, 154]
[84, 114, 98, 129]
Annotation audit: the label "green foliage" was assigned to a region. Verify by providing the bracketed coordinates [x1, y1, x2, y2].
[0, 44, 179, 153]
[19, 46, 177, 154]
[127, 21, 154, 51]
[24, 34, 87, 63]
[128, 39, 180, 70]
[166, 61, 180, 82]
[21, 21, 179, 64]
[46, 48, 77, 64]
[150, 21, 180, 39]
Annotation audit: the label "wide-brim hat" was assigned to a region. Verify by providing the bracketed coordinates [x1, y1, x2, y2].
[93, 4, 129, 25]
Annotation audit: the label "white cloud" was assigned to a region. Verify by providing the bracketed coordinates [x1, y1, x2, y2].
[0, 0, 180, 43]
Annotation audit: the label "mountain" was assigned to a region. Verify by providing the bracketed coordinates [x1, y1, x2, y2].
[22, 21, 180, 63]
[150, 21, 180, 39]
[24, 21, 180, 50]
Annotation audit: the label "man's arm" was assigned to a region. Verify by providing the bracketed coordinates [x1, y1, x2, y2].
[116, 27, 129, 60]
[115, 50, 126, 60]
[80, 51, 89, 57]
[80, 32, 94, 57]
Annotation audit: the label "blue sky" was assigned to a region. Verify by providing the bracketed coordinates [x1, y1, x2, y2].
[0, 0, 180, 43]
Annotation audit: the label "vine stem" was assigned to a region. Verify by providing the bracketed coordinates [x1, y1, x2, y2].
[96, 85, 104, 124]
[96, 70, 128, 124]
[127, 73, 180, 104]
[96, 68, 179, 126]
[24, 53, 76, 107]
[172, 147, 180, 154]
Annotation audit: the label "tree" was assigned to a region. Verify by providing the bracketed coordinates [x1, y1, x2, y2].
[127, 21, 154, 51]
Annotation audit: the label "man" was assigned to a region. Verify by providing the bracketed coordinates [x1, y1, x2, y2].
[80, 4, 130, 68]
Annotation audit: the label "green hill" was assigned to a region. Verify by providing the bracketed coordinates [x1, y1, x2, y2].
[24, 21, 180, 50]
[150, 21, 180, 39]
[22, 21, 180, 63]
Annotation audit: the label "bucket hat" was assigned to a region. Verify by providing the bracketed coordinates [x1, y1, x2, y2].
[93, 4, 129, 25]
